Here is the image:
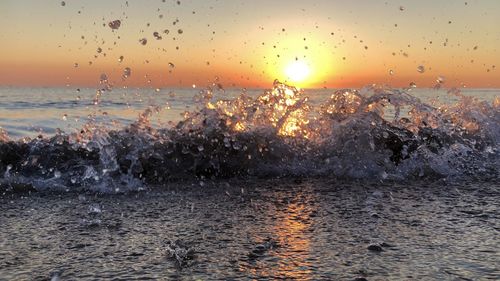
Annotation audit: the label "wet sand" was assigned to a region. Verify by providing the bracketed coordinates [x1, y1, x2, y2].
[1, 179, 498, 280]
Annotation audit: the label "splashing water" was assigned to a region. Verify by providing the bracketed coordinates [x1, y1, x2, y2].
[0, 81, 498, 192]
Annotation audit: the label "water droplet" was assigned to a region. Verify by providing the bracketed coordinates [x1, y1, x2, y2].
[409, 82, 417, 88]
[168, 62, 175, 68]
[177, 29, 183, 34]
[139, 38, 147, 45]
[54, 170, 61, 178]
[417, 65, 425, 73]
[108, 20, 121, 30]
[60, 1, 65, 7]
[389, 69, 394, 76]
[62, 114, 68, 121]
[223, 137, 231, 148]
[100, 73, 108, 82]
[153, 31, 162, 40]
[96, 47, 102, 53]
[123, 67, 131, 78]
[74, 63, 79, 68]
[436, 76, 445, 84]
[197, 145, 204, 152]
[163, 29, 170, 34]
[399, 6, 405, 11]
[118, 55, 124, 63]
[155, 88, 161, 92]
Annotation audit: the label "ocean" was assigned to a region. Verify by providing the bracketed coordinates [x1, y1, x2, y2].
[0, 83, 499, 280]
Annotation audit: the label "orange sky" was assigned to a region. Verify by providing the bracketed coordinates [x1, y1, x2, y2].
[0, 0, 499, 89]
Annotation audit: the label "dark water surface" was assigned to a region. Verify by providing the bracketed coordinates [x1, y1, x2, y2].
[1, 179, 498, 280]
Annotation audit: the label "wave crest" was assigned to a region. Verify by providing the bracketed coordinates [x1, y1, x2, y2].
[1, 81, 498, 192]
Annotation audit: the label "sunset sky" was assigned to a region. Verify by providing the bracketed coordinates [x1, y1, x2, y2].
[0, 0, 499, 88]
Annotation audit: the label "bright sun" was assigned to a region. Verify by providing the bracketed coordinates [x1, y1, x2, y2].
[285, 60, 311, 83]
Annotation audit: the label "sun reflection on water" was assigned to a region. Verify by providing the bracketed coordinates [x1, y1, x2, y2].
[241, 187, 317, 280]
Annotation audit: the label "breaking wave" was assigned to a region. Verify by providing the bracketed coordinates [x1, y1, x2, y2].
[1, 81, 499, 192]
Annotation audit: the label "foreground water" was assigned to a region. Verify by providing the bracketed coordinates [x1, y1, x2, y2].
[1, 179, 498, 280]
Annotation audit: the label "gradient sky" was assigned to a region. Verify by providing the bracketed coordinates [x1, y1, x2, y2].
[0, 0, 499, 88]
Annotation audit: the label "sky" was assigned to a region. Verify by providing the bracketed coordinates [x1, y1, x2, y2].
[0, 0, 499, 88]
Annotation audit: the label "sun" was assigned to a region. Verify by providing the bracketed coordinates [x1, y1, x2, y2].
[285, 60, 311, 84]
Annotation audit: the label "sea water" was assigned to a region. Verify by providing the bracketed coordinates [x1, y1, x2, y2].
[0, 83, 498, 191]
[0, 83, 499, 280]
[0, 86, 497, 139]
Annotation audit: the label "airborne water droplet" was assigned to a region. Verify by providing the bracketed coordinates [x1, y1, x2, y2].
[108, 20, 121, 30]
[100, 73, 108, 83]
[123, 67, 131, 78]
[177, 29, 183, 34]
[417, 65, 425, 73]
[61, 1, 66, 7]
[409, 82, 417, 88]
[153, 31, 162, 40]
[62, 114, 68, 121]
[399, 6, 405, 11]
[389, 69, 394, 76]
[436, 75, 445, 84]
[74, 63, 79, 68]
[118, 55, 124, 63]
[168, 62, 175, 68]
[139, 38, 147, 45]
